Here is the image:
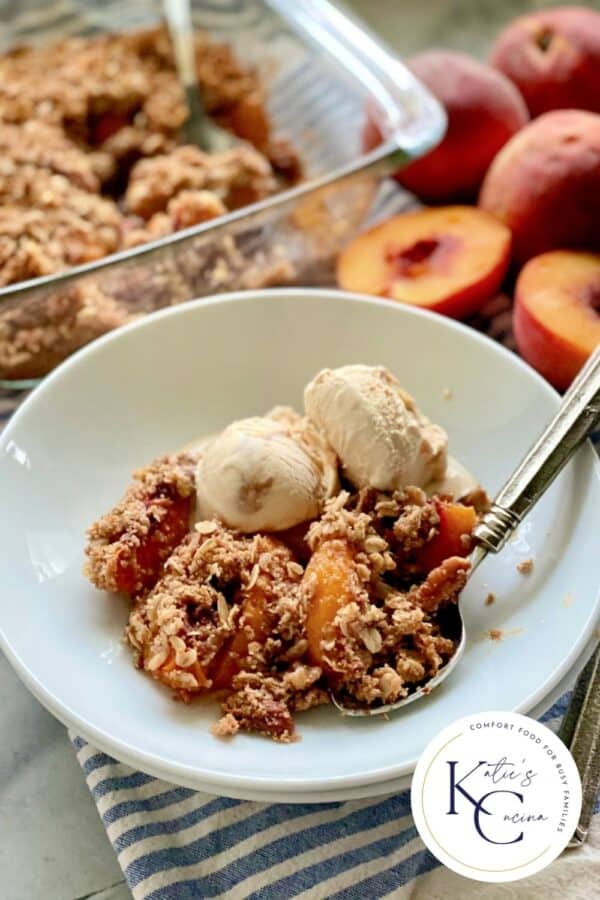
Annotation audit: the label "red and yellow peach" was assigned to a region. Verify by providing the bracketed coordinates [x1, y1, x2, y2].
[479, 110, 600, 264]
[337, 206, 511, 319]
[491, 5, 600, 116]
[363, 51, 529, 202]
[514, 250, 600, 391]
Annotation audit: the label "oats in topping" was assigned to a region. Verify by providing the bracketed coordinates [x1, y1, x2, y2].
[0, 25, 302, 381]
[84, 365, 482, 741]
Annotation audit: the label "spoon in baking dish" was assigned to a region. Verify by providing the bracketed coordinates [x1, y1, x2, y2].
[332, 345, 600, 717]
[164, 0, 235, 152]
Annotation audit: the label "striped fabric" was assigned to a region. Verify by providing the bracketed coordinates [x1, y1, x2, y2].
[67, 694, 600, 899]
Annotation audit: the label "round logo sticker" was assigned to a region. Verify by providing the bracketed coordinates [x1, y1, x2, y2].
[411, 711, 582, 882]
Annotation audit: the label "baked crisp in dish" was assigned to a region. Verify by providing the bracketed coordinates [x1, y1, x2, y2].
[85, 365, 486, 742]
[0, 26, 301, 379]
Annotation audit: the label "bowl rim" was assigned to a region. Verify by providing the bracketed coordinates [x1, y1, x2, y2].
[1, 288, 599, 795]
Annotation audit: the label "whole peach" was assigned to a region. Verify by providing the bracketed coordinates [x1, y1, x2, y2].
[490, 6, 600, 116]
[363, 51, 528, 202]
[479, 109, 600, 264]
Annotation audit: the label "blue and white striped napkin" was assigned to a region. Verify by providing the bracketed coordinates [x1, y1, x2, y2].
[68, 693, 600, 899]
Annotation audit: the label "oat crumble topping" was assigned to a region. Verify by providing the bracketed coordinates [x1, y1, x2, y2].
[0, 26, 302, 380]
[84, 450, 475, 741]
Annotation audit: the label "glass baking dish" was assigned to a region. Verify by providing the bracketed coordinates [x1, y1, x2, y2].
[0, 0, 444, 390]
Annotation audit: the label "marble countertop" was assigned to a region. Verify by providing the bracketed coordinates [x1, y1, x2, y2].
[0, 1, 584, 898]
[1, 653, 126, 900]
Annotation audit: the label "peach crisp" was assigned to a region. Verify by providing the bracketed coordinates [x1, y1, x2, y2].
[84, 366, 486, 741]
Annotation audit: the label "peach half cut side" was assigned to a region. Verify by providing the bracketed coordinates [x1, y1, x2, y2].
[337, 206, 511, 319]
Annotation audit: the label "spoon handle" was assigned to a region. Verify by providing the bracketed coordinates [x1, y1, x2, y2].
[473, 346, 600, 554]
[163, 0, 211, 150]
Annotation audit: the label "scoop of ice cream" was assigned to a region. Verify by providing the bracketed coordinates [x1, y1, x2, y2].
[195, 414, 338, 532]
[425, 455, 479, 499]
[304, 364, 448, 490]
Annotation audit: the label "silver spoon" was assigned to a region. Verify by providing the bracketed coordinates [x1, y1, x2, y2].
[164, 0, 235, 152]
[333, 345, 600, 716]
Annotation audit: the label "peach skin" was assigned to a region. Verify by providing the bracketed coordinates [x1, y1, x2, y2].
[491, 5, 600, 116]
[479, 110, 600, 264]
[395, 52, 528, 202]
[514, 250, 600, 391]
[336, 206, 511, 320]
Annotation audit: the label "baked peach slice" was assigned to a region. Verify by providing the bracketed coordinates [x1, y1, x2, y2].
[514, 250, 600, 390]
[210, 583, 272, 690]
[210, 536, 302, 690]
[337, 207, 511, 319]
[84, 452, 197, 595]
[415, 501, 477, 573]
[304, 540, 357, 671]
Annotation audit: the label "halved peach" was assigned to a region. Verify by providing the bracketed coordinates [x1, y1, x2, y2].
[336, 207, 511, 319]
[210, 583, 271, 691]
[514, 250, 600, 390]
[304, 540, 356, 670]
[415, 501, 477, 573]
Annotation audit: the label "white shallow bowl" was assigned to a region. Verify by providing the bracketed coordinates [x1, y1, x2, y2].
[1, 289, 599, 803]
